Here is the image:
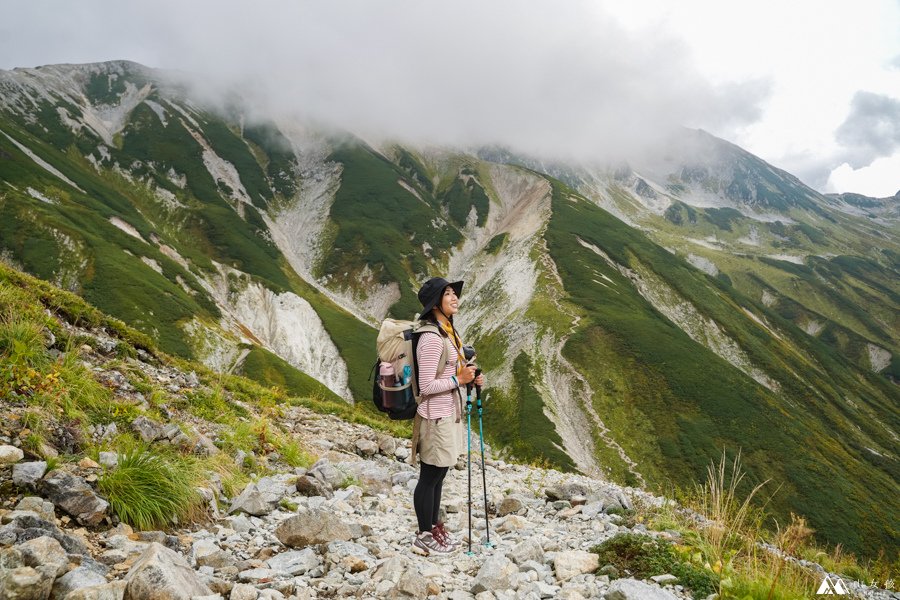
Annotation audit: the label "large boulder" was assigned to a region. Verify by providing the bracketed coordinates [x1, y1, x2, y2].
[0, 565, 56, 599]
[15, 496, 56, 522]
[229, 477, 293, 516]
[12, 461, 47, 488]
[274, 510, 352, 547]
[507, 538, 544, 565]
[0, 513, 90, 556]
[123, 543, 212, 600]
[554, 550, 600, 582]
[295, 475, 333, 499]
[545, 482, 589, 502]
[131, 416, 164, 443]
[497, 495, 526, 516]
[39, 470, 109, 526]
[471, 554, 518, 594]
[51, 566, 108, 599]
[308, 460, 345, 488]
[9, 535, 69, 578]
[63, 580, 128, 600]
[265, 549, 320, 576]
[0, 444, 24, 465]
[605, 578, 680, 600]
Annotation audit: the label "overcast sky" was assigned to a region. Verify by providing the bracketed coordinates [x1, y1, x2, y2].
[2, 0, 899, 196]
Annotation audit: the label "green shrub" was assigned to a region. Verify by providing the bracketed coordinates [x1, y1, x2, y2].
[98, 447, 201, 530]
[592, 533, 719, 596]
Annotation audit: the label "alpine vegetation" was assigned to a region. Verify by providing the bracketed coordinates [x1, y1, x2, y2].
[0, 59, 897, 573]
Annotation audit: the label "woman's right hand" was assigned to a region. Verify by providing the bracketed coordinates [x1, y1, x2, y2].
[458, 364, 477, 385]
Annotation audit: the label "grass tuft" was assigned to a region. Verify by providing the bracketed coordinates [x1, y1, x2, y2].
[98, 446, 201, 530]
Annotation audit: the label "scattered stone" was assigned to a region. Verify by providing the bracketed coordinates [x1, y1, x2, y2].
[12, 461, 47, 488]
[390, 565, 428, 599]
[266, 549, 320, 576]
[124, 543, 212, 599]
[554, 550, 600, 582]
[309, 460, 344, 489]
[63, 580, 128, 600]
[0, 565, 55, 599]
[294, 475, 333, 499]
[274, 510, 352, 547]
[605, 578, 679, 600]
[39, 470, 109, 526]
[229, 583, 258, 600]
[131, 415, 165, 442]
[78, 457, 101, 469]
[545, 483, 588, 502]
[498, 495, 525, 516]
[15, 496, 55, 522]
[507, 538, 544, 565]
[229, 477, 293, 516]
[355, 438, 378, 456]
[0, 444, 24, 465]
[51, 566, 108, 599]
[471, 555, 517, 594]
[12, 534, 69, 577]
[599, 564, 620, 578]
[650, 574, 678, 585]
[377, 435, 397, 456]
[98, 452, 118, 468]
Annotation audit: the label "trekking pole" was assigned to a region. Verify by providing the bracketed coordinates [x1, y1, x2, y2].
[465, 386, 474, 555]
[476, 378, 492, 548]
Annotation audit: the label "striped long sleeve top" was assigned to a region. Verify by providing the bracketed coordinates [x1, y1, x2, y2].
[416, 331, 459, 419]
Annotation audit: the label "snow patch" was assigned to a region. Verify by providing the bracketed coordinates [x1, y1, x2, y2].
[0, 131, 85, 192]
[761, 290, 777, 307]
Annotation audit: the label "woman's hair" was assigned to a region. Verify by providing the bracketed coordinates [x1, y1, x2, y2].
[420, 309, 453, 328]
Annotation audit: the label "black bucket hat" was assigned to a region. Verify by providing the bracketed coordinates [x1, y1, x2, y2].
[417, 277, 464, 317]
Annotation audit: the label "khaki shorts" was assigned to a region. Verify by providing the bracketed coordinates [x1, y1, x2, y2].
[416, 416, 464, 468]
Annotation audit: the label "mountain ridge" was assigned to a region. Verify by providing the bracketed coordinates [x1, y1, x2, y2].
[0, 60, 896, 559]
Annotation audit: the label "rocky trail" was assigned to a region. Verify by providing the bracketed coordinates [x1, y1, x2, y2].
[0, 325, 896, 600]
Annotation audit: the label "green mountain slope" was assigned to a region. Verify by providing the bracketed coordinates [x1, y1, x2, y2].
[0, 60, 896, 559]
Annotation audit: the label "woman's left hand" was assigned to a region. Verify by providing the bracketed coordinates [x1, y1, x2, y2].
[474, 373, 485, 386]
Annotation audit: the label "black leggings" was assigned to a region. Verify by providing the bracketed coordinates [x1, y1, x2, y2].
[413, 461, 449, 532]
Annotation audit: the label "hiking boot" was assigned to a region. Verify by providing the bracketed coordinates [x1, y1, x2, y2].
[412, 531, 453, 556]
[433, 522, 459, 548]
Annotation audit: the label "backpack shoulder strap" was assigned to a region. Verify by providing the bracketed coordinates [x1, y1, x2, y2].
[411, 323, 451, 401]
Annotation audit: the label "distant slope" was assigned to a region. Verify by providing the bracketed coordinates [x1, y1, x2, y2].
[0, 60, 896, 558]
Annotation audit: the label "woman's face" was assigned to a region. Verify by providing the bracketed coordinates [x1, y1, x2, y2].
[436, 286, 459, 317]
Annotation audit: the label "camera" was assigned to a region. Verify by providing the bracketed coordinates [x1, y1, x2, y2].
[463, 345, 477, 364]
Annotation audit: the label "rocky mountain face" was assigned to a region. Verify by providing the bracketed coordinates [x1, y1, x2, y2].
[0, 61, 897, 558]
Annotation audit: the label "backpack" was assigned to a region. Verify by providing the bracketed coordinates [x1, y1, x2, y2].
[371, 318, 448, 420]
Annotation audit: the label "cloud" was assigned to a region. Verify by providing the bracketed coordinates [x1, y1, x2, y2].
[834, 91, 900, 168]
[0, 0, 770, 164]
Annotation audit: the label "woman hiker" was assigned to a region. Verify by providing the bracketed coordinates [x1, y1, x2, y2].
[411, 277, 484, 555]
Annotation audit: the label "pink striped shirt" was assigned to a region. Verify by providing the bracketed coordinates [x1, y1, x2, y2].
[416, 331, 459, 419]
